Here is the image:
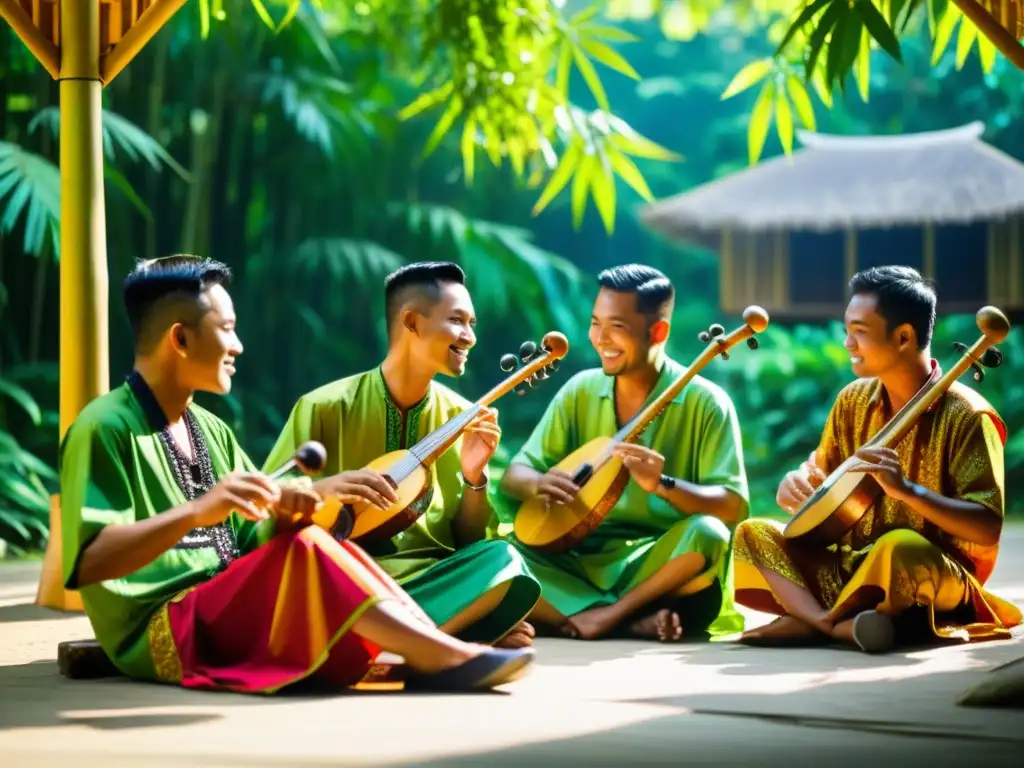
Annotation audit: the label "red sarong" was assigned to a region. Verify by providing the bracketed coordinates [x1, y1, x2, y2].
[146, 526, 430, 693]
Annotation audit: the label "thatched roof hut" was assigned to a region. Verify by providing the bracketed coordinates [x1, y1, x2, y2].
[641, 122, 1024, 321]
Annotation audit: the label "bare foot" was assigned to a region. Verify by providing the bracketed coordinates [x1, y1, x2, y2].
[629, 608, 683, 642]
[739, 615, 829, 647]
[495, 621, 536, 648]
[562, 604, 621, 640]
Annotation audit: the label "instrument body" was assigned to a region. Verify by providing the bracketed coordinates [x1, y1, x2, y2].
[512, 437, 629, 552]
[315, 332, 569, 546]
[310, 450, 430, 545]
[514, 307, 770, 554]
[783, 305, 1010, 545]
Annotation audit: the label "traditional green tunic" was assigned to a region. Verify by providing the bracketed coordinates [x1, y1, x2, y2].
[60, 381, 274, 681]
[493, 357, 749, 639]
[264, 367, 541, 643]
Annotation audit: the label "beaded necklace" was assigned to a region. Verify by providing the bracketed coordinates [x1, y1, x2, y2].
[126, 371, 239, 566]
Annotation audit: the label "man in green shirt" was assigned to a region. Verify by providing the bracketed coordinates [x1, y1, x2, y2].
[60, 255, 534, 693]
[265, 262, 541, 649]
[498, 264, 748, 642]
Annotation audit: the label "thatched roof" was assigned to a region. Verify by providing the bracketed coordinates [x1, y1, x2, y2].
[641, 122, 1024, 245]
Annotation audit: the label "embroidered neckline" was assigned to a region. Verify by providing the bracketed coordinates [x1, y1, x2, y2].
[375, 367, 429, 452]
[125, 371, 239, 567]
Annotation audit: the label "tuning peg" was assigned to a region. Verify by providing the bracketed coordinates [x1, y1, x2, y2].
[698, 331, 711, 343]
[535, 368, 550, 381]
[972, 363, 985, 383]
[547, 359, 560, 372]
[499, 353, 518, 372]
[746, 337, 759, 350]
[519, 340, 537, 362]
[982, 347, 1003, 368]
[709, 324, 725, 337]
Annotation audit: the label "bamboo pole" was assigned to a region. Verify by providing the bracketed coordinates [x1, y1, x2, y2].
[102, 0, 190, 85]
[0, 0, 60, 78]
[36, 0, 109, 612]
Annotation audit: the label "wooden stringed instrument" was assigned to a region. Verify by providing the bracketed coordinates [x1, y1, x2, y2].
[513, 306, 770, 554]
[783, 305, 1010, 546]
[311, 331, 570, 546]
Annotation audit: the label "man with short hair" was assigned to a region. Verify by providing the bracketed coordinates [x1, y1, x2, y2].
[733, 265, 1022, 652]
[497, 263, 749, 642]
[60, 255, 534, 693]
[266, 261, 541, 649]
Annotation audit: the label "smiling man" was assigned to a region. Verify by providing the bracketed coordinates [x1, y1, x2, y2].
[497, 263, 749, 642]
[265, 261, 541, 649]
[733, 265, 1022, 652]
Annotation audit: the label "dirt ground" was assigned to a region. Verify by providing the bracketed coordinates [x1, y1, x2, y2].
[2, 530, 1023, 766]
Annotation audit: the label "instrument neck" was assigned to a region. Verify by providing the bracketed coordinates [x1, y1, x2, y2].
[867, 348, 979, 451]
[384, 404, 482, 482]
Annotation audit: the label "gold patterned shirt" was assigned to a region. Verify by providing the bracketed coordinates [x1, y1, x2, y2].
[814, 360, 1007, 583]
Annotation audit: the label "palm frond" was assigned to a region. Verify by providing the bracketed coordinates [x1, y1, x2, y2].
[253, 68, 377, 159]
[294, 237, 404, 282]
[0, 141, 60, 257]
[27, 107, 191, 180]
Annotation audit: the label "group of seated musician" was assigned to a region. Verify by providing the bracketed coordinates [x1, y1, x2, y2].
[59, 256, 1021, 696]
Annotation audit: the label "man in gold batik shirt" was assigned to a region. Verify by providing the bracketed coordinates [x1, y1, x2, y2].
[733, 266, 1021, 653]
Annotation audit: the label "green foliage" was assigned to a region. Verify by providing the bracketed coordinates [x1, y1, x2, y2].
[0, 369, 55, 554]
[718, 0, 1006, 163]
[195, 0, 680, 234]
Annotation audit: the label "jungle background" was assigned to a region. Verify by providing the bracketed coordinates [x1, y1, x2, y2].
[2, 0, 1023, 555]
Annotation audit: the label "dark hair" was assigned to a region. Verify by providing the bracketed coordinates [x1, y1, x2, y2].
[123, 255, 232, 352]
[848, 265, 936, 349]
[596, 263, 675, 323]
[384, 261, 466, 337]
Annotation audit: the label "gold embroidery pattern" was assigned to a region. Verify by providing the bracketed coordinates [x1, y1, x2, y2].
[147, 603, 184, 683]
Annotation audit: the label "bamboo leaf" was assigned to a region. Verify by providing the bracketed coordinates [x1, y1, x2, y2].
[825, 12, 851, 89]
[857, 0, 903, 62]
[748, 82, 775, 165]
[571, 153, 595, 229]
[805, 1, 846, 80]
[589, 154, 616, 233]
[838, 14, 864, 92]
[579, 39, 641, 80]
[397, 83, 453, 121]
[581, 24, 641, 43]
[978, 30, 997, 72]
[855, 24, 871, 101]
[422, 97, 463, 158]
[275, 0, 303, 32]
[721, 58, 773, 100]
[775, 90, 794, 156]
[786, 75, 817, 130]
[775, 0, 835, 55]
[199, 0, 211, 38]
[461, 116, 477, 186]
[0, 378, 41, 425]
[955, 16, 977, 69]
[610, 150, 654, 201]
[105, 164, 153, 222]
[931, 6, 960, 66]
[811, 67, 833, 107]
[555, 38, 572, 96]
[610, 133, 681, 161]
[248, 0, 277, 30]
[571, 44, 611, 111]
[570, 3, 602, 25]
[532, 141, 583, 215]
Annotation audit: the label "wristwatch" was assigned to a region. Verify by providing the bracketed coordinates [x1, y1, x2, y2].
[659, 474, 676, 491]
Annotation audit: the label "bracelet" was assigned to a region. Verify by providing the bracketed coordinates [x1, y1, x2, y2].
[461, 473, 488, 491]
[659, 474, 676, 491]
